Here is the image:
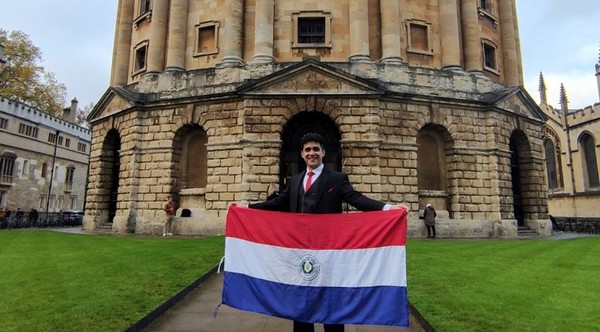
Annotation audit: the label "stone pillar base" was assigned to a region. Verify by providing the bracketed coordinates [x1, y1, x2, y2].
[527, 219, 552, 236]
[380, 56, 404, 65]
[218, 56, 245, 67]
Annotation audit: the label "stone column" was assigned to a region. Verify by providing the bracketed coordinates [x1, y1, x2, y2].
[439, 0, 462, 70]
[220, 0, 245, 67]
[380, 0, 403, 64]
[166, 0, 189, 72]
[460, 0, 482, 72]
[349, 0, 371, 62]
[251, 0, 274, 64]
[110, 0, 134, 86]
[498, 0, 519, 85]
[512, 2, 524, 84]
[146, 0, 169, 74]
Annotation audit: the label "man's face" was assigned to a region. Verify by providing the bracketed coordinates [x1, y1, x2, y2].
[301, 141, 325, 170]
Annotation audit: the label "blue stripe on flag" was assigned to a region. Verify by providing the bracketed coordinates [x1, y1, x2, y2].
[223, 272, 409, 327]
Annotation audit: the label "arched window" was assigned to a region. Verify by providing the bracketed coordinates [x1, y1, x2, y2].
[178, 128, 208, 189]
[544, 139, 559, 189]
[580, 133, 599, 188]
[417, 128, 447, 191]
[0, 151, 16, 184]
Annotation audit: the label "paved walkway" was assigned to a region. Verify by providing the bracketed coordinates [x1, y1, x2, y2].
[143, 272, 425, 332]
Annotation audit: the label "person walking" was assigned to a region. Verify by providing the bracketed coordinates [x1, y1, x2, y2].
[238, 132, 408, 332]
[163, 196, 175, 236]
[424, 203, 437, 238]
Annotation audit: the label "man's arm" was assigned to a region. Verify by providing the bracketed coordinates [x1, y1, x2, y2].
[338, 173, 409, 213]
[249, 187, 290, 211]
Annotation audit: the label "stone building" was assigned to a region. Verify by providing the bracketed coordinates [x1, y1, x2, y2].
[0, 97, 90, 215]
[539, 55, 600, 223]
[85, 0, 550, 237]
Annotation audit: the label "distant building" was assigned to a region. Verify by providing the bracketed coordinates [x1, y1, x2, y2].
[0, 97, 90, 214]
[85, 0, 549, 237]
[539, 54, 600, 222]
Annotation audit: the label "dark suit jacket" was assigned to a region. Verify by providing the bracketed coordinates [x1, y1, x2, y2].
[249, 167, 385, 213]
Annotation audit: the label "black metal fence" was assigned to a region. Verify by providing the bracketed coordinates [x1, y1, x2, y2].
[550, 215, 600, 234]
[0, 211, 82, 230]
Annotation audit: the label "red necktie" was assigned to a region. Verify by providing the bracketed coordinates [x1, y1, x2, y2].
[305, 171, 314, 192]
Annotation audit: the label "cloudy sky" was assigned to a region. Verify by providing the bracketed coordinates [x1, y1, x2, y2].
[1, 1, 598, 109]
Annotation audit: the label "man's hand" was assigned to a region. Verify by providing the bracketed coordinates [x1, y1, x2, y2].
[229, 202, 248, 208]
[390, 205, 409, 215]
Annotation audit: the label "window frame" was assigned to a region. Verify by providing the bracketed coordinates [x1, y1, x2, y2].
[65, 166, 75, 192]
[482, 39, 499, 74]
[544, 138, 560, 190]
[133, 0, 152, 28]
[0, 153, 16, 185]
[478, 0, 498, 27]
[0, 117, 8, 130]
[21, 159, 29, 176]
[580, 132, 600, 189]
[291, 11, 332, 49]
[406, 19, 434, 56]
[193, 21, 220, 57]
[77, 142, 87, 153]
[18, 123, 38, 138]
[132, 41, 149, 76]
[42, 162, 48, 179]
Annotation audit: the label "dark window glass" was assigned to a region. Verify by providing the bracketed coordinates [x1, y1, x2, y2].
[544, 140, 558, 189]
[484, 44, 496, 69]
[135, 46, 147, 71]
[479, 0, 490, 11]
[298, 18, 325, 44]
[582, 134, 599, 187]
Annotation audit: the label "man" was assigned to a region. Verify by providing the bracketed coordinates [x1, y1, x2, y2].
[242, 132, 408, 332]
[163, 196, 175, 236]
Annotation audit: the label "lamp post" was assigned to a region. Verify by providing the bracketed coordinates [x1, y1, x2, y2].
[0, 43, 6, 65]
[46, 130, 60, 222]
[0, 44, 6, 80]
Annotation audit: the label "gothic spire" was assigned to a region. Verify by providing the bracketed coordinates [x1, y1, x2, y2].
[538, 72, 547, 104]
[559, 83, 569, 113]
[596, 44, 600, 102]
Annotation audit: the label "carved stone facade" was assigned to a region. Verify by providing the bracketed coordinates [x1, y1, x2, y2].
[0, 97, 90, 215]
[539, 62, 600, 222]
[85, 0, 550, 237]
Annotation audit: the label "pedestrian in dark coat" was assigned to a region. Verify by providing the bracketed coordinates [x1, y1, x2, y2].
[424, 203, 437, 238]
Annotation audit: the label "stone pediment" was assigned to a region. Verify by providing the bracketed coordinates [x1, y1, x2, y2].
[87, 87, 143, 123]
[238, 60, 384, 96]
[489, 86, 547, 122]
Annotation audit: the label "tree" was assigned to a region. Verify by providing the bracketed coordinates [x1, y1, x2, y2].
[76, 102, 94, 128]
[0, 29, 67, 115]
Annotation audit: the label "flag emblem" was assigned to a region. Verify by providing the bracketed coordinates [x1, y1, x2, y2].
[298, 255, 320, 281]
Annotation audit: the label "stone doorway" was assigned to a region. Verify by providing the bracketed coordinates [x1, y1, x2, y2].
[280, 111, 341, 187]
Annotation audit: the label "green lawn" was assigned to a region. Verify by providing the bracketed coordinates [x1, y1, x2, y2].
[1, 230, 598, 331]
[0, 230, 224, 331]
[407, 237, 600, 331]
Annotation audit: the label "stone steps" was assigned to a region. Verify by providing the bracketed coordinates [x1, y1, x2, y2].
[95, 223, 113, 233]
[518, 226, 539, 238]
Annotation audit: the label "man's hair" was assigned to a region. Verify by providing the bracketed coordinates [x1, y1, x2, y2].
[300, 132, 325, 148]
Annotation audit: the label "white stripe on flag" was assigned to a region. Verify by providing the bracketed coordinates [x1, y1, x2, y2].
[225, 237, 406, 288]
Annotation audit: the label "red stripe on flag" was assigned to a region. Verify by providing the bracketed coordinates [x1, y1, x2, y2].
[226, 206, 407, 250]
